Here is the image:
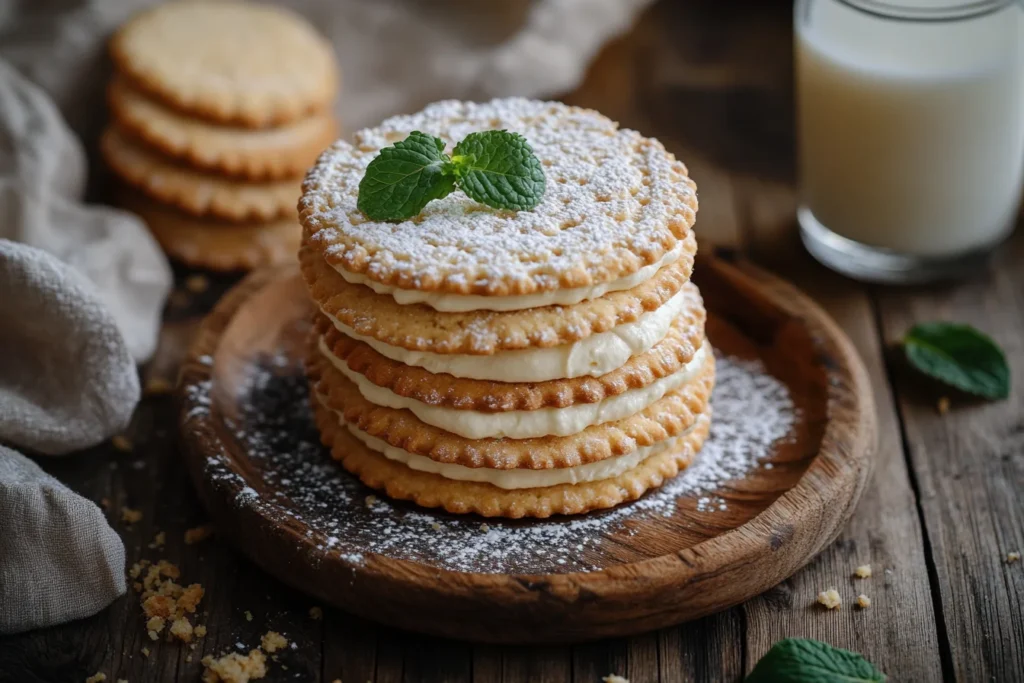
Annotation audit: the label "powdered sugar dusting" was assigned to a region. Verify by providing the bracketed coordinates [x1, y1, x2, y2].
[301, 98, 697, 295]
[198, 350, 794, 574]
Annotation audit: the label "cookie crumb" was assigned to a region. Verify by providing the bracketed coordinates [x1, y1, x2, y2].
[121, 508, 143, 524]
[602, 675, 629, 683]
[141, 647, 150, 658]
[149, 531, 166, 549]
[146, 615, 165, 640]
[112, 435, 133, 452]
[195, 624, 208, 638]
[85, 673, 107, 683]
[817, 588, 842, 610]
[937, 397, 950, 415]
[430, 522, 441, 531]
[185, 524, 215, 545]
[261, 631, 287, 654]
[1007, 551, 1021, 564]
[856, 594, 871, 609]
[201, 649, 267, 683]
[178, 584, 204, 613]
[245, 610, 253, 622]
[480, 523, 490, 532]
[185, 274, 209, 294]
[170, 617, 194, 642]
[145, 377, 174, 396]
[854, 564, 872, 579]
[137, 560, 204, 644]
[364, 495, 377, 506]
[309, 606, 323, 620]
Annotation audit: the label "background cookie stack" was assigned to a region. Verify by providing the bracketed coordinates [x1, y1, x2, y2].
[102, 1, 340, 271]
[299, 99, 715, 519]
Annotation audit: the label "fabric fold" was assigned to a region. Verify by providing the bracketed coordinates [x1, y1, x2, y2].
[0, 447, 127, 635]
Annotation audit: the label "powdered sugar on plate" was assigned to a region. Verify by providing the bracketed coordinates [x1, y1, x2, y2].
[200, 350, 794, 574]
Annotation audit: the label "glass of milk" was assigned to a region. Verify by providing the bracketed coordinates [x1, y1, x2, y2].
[795, 0, 1024, 283]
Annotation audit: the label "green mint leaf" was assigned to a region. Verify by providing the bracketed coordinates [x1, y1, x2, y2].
[357, 131, 456, 221]
[746, 638, 886, 683]
[903, 322, 1010, 399]
[451, 130, 546, 211]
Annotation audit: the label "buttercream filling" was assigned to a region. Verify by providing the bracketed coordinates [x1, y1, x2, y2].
[330, 241, 685, 312]
[317, 391, 700, 489]
[320, 335, 709, 439]
[321, 284, 694, 382]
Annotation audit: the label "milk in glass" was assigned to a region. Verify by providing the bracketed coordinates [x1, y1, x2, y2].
[795, 0, 1024, 282]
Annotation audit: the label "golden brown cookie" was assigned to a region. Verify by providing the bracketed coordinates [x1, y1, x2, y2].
[313, 298, 706, 412]
[300, 234, 697, 355]
[102, 125, 300, 221]
[313, 397, 710, 518]
[108, 78, 340, 181]
[110, 1, 338, 128]
[307, 341, 715, 470]
[300, 98, 698, 298]
[120, 192, 299, 271]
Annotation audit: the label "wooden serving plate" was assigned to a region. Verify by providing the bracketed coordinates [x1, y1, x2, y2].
[178, 255, 876, 643]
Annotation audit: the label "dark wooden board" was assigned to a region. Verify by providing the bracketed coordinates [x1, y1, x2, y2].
[175, 254, 876, 643]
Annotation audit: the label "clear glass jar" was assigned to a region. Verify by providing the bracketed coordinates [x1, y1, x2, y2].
[795, 0, 1024, 283]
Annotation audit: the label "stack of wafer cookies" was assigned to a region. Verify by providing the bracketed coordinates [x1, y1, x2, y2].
[103, 1, 340, 271]
[299, 99, 712, 519]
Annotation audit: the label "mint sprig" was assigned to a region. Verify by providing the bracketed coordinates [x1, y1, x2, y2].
[746, 638, 886, 683]
[903, 322, 1010, 399]
[356, 130, 545, 221]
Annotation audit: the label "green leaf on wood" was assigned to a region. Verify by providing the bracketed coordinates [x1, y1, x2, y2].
[746, 638, 886, 683]
[903, 322, 1010, 399]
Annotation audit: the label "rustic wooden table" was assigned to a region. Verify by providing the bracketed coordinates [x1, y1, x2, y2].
[2, 1, 1022, 681]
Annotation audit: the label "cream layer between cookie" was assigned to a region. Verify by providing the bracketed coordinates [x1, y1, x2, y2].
[329, 240, 687, 313]
[316, 392, 705, 489]
[319, 283, 697, 383]
[318, 335, 710, 439]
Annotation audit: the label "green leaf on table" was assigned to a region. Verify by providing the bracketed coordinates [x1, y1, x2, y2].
[450, 130, 546, 211]
[746, 638, 886, 683]
[356, 131, 457, 221]
[903, 322, 1010, 399]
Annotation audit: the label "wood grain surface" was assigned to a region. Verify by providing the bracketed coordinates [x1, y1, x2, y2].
[0, 0, 1021, 680]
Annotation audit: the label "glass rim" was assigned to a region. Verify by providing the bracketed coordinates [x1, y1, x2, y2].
[834, 0, 1016, 21]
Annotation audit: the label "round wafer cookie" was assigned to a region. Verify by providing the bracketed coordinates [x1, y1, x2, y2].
[102, 125, 300, 221]
[108, 78, 340, 181]
[120, 192, 299, 271]
[307, 342, 715, 470]
[300, 232, 697, 355]
[110, 1, 338, 128]
[300, 98, 698, 299]
[312, 288, 706, 412]
[313, 397, 710, 519]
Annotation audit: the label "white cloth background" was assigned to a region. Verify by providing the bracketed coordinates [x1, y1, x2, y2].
[0, 0, 654, 634]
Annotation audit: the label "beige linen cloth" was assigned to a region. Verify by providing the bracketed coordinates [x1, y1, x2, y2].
[0, 0, 652, 634]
